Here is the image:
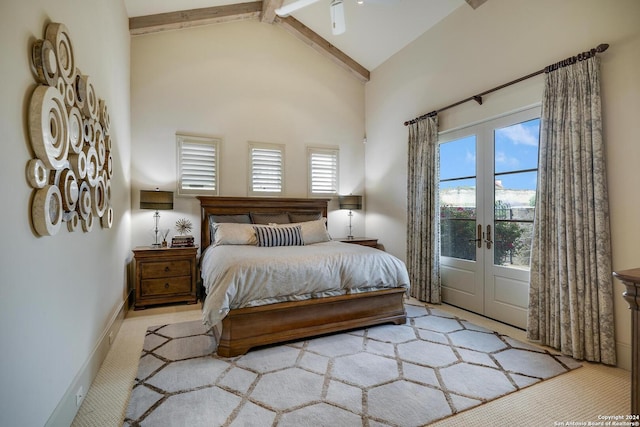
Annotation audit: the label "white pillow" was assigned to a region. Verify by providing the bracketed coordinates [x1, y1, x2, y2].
[213, 223, 257, 246]
[271, 219, 331, 245]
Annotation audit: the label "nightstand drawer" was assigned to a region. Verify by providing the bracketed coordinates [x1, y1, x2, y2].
[141, 276, 192, 296]
[140, 260, 191, 279]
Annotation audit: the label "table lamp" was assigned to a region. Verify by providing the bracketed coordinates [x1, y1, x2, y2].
[338, 194, 362, 240]
[140, 188, 173, 247]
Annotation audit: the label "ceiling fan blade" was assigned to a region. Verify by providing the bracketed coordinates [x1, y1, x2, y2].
[276, 0, 323, 16]
[330, 0, 345, 35]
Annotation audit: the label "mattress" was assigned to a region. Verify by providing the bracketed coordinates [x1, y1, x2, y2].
[200, 240, 410, 328]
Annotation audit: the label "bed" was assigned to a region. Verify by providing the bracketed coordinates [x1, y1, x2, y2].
[198, 196, 409, 357]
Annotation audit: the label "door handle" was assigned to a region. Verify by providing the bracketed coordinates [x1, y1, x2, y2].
[468, 224, 482, 248]
[485, 224, 493, 250]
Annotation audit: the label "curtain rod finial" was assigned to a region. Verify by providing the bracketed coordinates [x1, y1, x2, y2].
[596, 43, 609, 53]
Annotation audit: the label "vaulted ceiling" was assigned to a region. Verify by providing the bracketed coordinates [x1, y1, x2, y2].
[125, 0, 487, 82]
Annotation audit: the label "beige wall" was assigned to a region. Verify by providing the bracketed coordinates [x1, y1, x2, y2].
[365, 0, 640, 369]
[0, 1, 131, 426]
[130, 21, 366, 247]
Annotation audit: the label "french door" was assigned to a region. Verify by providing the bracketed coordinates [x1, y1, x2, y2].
[439, 107, 540, 329]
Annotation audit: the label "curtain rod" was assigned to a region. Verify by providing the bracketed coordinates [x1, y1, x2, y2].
[403, 43, 609, 126]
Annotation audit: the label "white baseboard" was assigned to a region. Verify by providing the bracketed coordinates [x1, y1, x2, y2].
[45, 290, 132, 427]
[616, 340, 632, 371]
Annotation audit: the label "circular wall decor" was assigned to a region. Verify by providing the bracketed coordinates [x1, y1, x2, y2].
[58, 168, 79, 211]
[45, 23, 76, 85]
[83, 117, 95, 146]
[27, 22, 115, 237]
[81, 212, 94, 232]
[105, 152, 113, 179]
[65, 211, 80, 232]
[69, 149, 87, 180]
[77, 181, 91, 220]
[91, 175, 107, 217]
[26, 159, 48, 189]
[74, 71, 85, 111]
[29, 85, 70, 171]
[77, 74, 97, 120]
[63, 79, 75, 108]
[32, 185, 63, 236]
[68, 107, 83, 154]
[31, 39, 58, 86]
[99, 99, 110, 135]
[101, 207, 113, 229]
[84, 146, 99, 186]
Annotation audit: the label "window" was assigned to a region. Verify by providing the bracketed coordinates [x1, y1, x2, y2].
[307, 147, 339, 196]
[176, 134, 220, 196]
[248, 142, 284, 195]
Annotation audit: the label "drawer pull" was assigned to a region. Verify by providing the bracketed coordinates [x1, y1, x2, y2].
[164, 283, 170, 289]
[164, 266, 170, 272]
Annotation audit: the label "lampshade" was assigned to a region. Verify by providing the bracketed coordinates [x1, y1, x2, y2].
[140, 190, 174, 210]
[339, 195, 362, 210]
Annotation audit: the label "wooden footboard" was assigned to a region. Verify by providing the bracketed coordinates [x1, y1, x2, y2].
[216, 288, 407, 357]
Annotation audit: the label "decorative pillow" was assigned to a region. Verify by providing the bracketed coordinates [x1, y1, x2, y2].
[208, 214, 252, 243]
[250, 212, 291, 225]
[213, 223, 257, 246]
[211, 214, 251, 224]
[288, 211, 322, 223]
[271, 219, 331, 245]
[254, 225, 304, 247]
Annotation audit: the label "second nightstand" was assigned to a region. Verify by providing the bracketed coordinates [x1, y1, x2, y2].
[336, 237, 379, 248]
[132, 246, 198, 310]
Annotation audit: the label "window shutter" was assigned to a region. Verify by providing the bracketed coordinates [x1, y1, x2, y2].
[249, 143, 284, 195]
[308, 148, 338, 196]
[177, 135, 219, 196]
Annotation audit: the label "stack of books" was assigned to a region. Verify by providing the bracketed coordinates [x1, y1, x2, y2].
[171, 235, 194, 247]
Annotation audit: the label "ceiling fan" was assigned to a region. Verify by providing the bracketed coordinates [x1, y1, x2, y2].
[275, 0, 399, 36]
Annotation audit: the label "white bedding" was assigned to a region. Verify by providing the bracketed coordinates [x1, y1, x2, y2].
[201, 240, 410, 328]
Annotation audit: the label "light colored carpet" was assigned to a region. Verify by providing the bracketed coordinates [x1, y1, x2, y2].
[123, 304, 581, 426]
[72, 301, 631, 426]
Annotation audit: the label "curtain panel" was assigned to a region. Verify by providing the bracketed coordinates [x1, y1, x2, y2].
[407, 115, 441, 303]
[527, 56, 616, 365]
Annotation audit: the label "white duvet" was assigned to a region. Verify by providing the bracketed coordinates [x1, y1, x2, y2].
[201, 240, 410, 328]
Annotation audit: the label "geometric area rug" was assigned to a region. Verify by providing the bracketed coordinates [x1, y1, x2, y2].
[123, 303, 581, 426]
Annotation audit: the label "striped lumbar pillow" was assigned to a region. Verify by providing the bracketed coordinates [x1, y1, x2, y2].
[254, 225, 304, 247]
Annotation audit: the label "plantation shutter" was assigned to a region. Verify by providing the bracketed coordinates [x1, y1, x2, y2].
[177, 135, 219, 196]
[249, 142, 284, 195]
[308, 147, 338, 195]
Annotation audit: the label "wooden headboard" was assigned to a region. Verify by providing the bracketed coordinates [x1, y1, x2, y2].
[197, 196, 330, 250]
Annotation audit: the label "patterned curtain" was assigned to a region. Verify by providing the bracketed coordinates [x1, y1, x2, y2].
[527, 56, 616, 364]
[407, 115, 441, 303]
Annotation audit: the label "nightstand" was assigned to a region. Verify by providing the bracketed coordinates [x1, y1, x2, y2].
[132, 246, 198, 310]
[336, 237, 379, 248]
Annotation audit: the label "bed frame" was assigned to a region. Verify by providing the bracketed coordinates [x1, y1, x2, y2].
[198, 196, 407, 357]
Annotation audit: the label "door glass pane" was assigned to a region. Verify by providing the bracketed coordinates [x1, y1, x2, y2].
[440, 135, 477, 261]
[494, 119, 540, 174]
[493, 119, 539, 268]
[439, 135, 475, 180]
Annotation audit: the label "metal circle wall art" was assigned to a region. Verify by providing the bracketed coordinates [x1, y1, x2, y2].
[28, 22, 115, 236]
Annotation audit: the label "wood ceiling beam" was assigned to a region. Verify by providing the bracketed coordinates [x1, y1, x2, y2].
[129, 2, 262, 35]
[275, 16, 370, 83]
[261, 0, 284, 24]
